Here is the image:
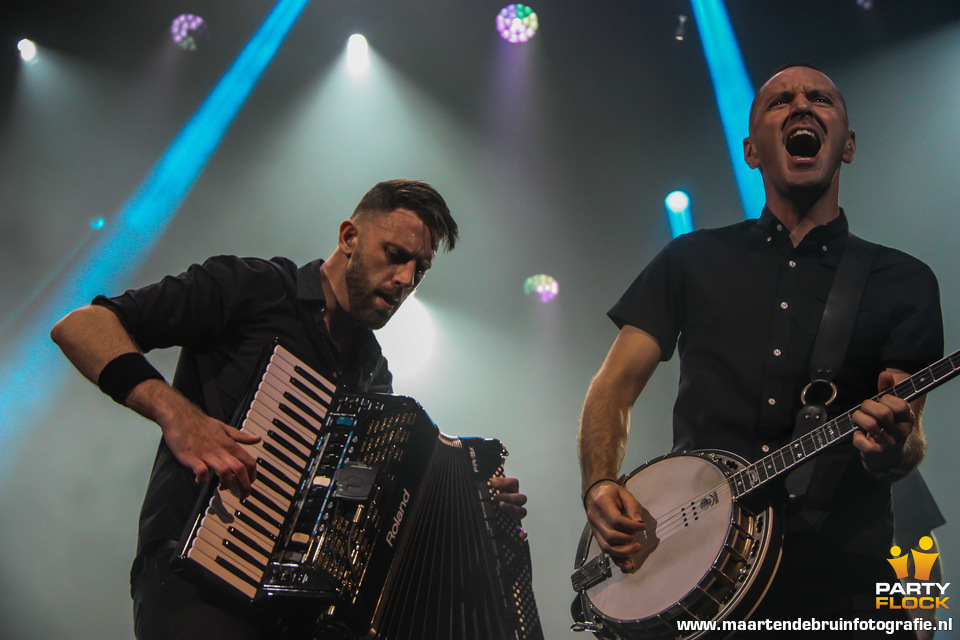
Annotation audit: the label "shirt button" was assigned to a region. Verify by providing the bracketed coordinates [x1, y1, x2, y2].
[766, 236, 773, 243]
[768, 397, 776, 406]
[773, 348, 782, 356]
[821, 245, 828, 252]
[788, 260, 797, 268]
[780, 301, 789, 309]
[761, 444, 770, 453]
[776, 224, 783, 232]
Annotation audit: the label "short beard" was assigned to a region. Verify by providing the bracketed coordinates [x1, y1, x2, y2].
[344, 249, 393, 330]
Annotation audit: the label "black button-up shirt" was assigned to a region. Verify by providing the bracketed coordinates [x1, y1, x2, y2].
[94, 255, 392, 581]
[609, 208, 942, 554]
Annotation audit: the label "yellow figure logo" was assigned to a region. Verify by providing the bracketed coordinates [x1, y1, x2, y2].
[888, 545, 910, 580]
[888, 536, 939, 581]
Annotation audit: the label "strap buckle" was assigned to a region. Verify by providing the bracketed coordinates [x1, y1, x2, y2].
[800, 379, 837, 407]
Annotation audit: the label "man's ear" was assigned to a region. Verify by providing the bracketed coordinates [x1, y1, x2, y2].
[743, 136, 761, 170]
[339, 219, 359, 255]
[842, 130, 857, 164]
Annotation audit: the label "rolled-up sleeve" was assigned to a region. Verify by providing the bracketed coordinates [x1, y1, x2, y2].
[91, 256, 285, 352]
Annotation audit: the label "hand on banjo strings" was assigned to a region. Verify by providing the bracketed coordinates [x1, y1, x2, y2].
[852, 370, 914, 475]
[584, 480, 646, 572]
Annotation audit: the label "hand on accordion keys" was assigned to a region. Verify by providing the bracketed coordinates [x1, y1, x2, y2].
[490, 476, 529, 537]
[133, 379, 262, 500]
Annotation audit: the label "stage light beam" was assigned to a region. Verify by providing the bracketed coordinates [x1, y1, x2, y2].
[689, 0, 765, 218]
[375, 295, 435, 382]
[346, 34, 370, 76]
[0, 0, 314, 473]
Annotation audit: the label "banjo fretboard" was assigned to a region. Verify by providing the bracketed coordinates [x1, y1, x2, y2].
[731, 349, 960, 498]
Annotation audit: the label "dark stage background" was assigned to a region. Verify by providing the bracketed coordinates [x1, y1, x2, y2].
[2, 1, 959, 638]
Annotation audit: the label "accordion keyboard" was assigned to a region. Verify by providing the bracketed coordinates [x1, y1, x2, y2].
[179, 344, 336, 599]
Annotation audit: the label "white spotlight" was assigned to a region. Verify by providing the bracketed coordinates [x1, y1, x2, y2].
[375, 295, 436, 382]
[17, 39, 37, 62]
[346, 34, 370, 76]
[665, 190, 690, 213]
[674, 15, 688, 41]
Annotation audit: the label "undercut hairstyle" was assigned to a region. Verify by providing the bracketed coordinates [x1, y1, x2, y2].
[747, 62, 849, 132]
[351, 179, 459, 252]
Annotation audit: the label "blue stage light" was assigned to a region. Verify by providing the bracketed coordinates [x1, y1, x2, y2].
[665, 190, 694, 237]
[689, 0, 765, 219]
[665, 190, 689, 214]
[0, 0, 313, 469]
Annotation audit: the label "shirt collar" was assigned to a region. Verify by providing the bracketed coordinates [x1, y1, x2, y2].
[295, 257, 387, 390]
[296, 258, 327, 304]
[756, 206, 850, 252]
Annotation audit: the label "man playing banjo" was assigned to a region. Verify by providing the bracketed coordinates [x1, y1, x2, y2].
[577, 64, 942, 637]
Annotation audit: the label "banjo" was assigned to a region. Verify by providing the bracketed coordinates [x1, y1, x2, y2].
[571, 348, 960, 639]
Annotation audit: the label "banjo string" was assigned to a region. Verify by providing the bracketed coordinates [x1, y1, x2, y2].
[636, 479, 733, 542]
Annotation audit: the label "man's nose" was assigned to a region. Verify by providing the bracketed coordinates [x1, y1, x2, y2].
[394, 261, 416, 288]
[790, 93, 813, 114]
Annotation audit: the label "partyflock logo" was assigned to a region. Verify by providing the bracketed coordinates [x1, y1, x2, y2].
[876, 536, 950, 610]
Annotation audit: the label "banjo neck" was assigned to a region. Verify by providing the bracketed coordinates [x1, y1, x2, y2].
[730, 348, 960, 500]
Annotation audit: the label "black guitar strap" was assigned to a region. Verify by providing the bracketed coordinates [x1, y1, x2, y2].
[785, 233, 879, 512]
[809, 234, 879, 382]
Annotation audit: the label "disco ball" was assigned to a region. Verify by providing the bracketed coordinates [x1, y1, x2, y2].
[524, 274, 558, 303]
[497, 4, 539, 44]
[171, 14, 210, 52]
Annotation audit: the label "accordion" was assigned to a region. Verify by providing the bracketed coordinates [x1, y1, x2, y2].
[173, 344, 544, 640]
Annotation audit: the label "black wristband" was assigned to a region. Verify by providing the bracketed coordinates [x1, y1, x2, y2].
[582, 478, 618, 510]
[97, 352, 164, 405]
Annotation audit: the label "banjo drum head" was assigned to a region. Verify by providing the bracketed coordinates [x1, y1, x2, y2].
[584, 453, 734, 623]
